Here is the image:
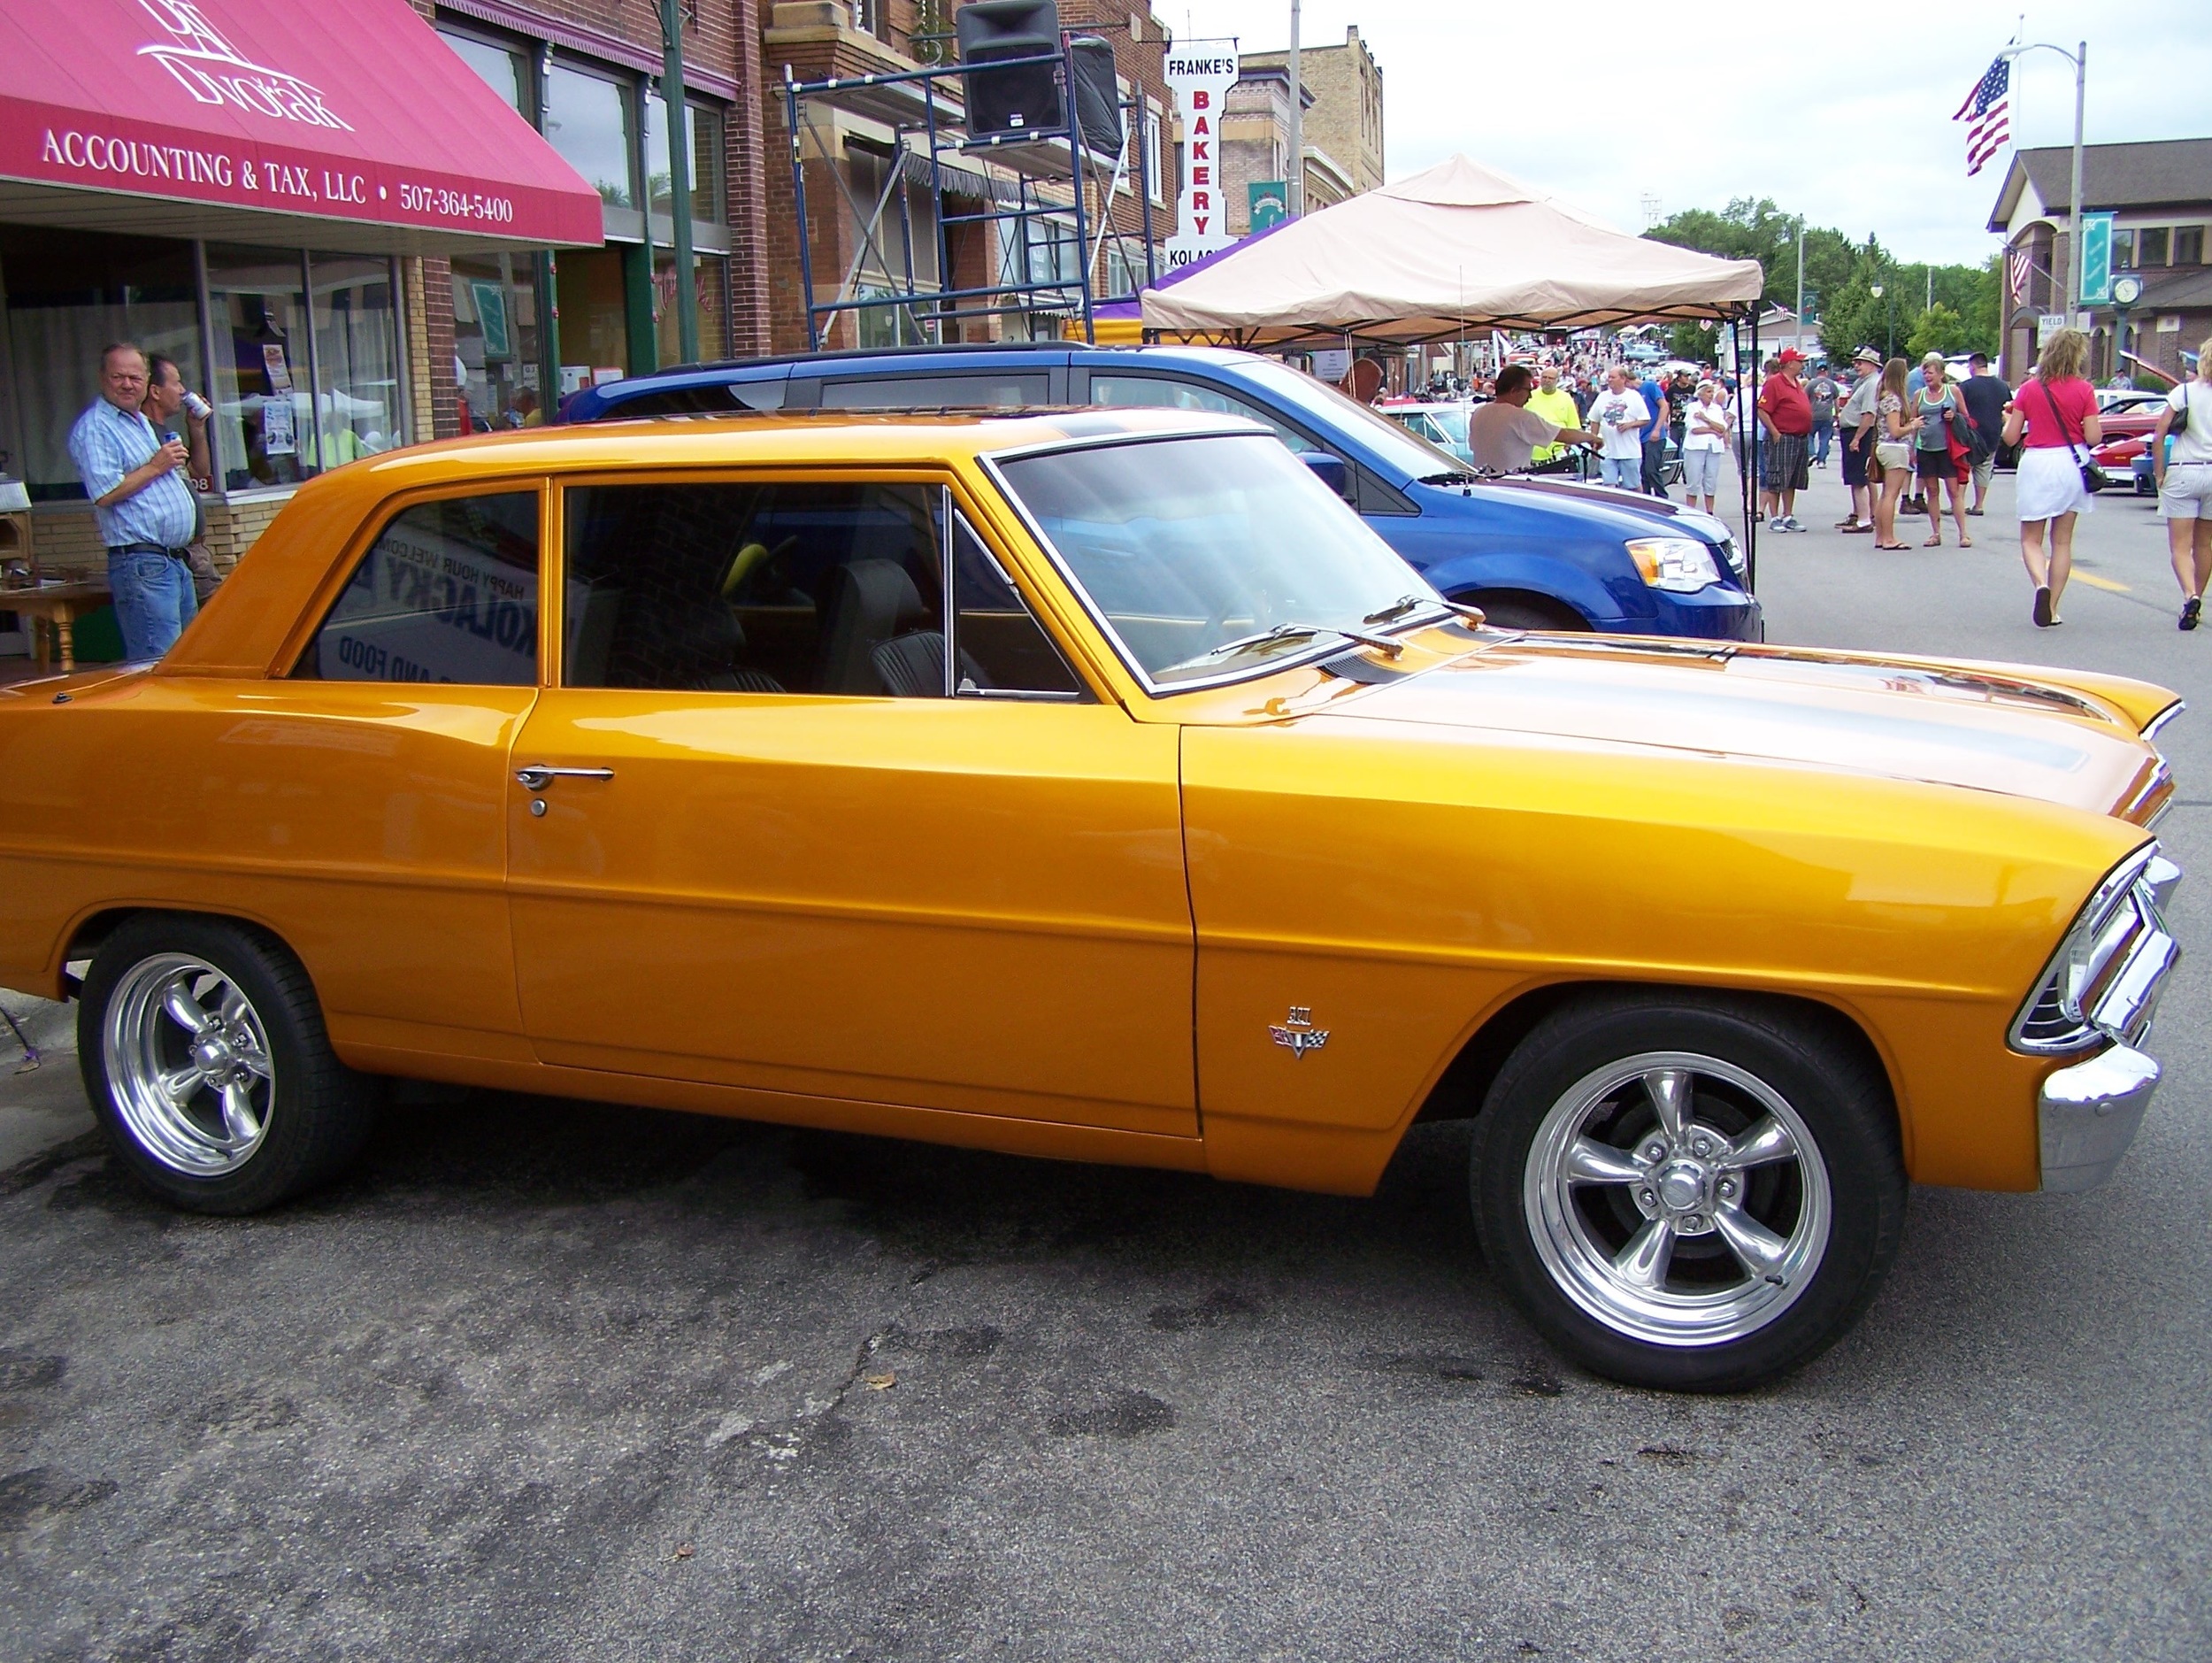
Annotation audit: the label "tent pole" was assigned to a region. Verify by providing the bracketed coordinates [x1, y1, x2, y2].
[1744, 311, 1758, 589]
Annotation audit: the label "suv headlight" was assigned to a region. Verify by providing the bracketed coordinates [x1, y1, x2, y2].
[1625, 537, 1722, 592]
[2011, 843, 2182, 1054]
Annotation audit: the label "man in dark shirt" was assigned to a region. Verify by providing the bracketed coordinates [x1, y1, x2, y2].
[1958, 352, 2011, 516]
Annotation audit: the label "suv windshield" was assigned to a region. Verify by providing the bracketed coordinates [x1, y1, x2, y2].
[994, 434, 1437, 688]
[1233, 357, 1471, 480]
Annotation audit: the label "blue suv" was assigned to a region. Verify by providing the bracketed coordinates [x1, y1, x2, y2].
[564, 345, 1762, 640]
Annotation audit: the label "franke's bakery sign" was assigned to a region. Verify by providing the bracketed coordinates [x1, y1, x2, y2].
[0, 0, 603, 245]
[1164, 44, 1238, 270]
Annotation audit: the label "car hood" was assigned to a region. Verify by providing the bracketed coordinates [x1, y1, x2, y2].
[1317, 636, 2165, 820]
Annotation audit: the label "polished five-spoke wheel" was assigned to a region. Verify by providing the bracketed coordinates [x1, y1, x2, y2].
[104, 953, 277, 1176]
[1474, 994, 1905, 1392]
[81, 916, 377, 1213]
[1525, 1053, 1831, 1348]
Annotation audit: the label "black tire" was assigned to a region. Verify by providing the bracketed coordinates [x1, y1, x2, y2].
[1471, 990, 1905, 1392]
[78, 914, 377, 1213]
[1461, 592, 1589, 633]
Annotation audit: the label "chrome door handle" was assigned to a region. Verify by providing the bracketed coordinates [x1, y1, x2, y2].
[516, 765, 615, 791]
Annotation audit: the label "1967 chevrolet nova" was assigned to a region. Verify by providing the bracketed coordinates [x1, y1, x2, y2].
[0, 408, 2183, 1390]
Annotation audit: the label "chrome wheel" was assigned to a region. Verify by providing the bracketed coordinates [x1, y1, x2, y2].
[1523, 1051, 1831, 1349]
[102, 952, 277, 1176]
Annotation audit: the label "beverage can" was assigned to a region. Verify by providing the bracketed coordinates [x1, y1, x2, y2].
[182, 390, 213, 420]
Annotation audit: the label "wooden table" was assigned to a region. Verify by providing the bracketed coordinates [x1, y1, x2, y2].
[2, 581, 113, 674]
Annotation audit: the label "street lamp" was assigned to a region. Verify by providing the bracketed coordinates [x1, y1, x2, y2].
[1870, 283, 1892, 358]
[2001, 41, 2086, 316]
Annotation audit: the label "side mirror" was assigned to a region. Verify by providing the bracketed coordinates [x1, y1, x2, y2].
[1302, 452, 1352, 499]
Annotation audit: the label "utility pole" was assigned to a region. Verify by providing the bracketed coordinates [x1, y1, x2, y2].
[1794, 218, 1805, 357]
[1286, 0, 1302, 217]
[2003, 40, 2087, 316]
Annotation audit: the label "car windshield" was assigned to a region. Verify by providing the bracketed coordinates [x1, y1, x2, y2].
[1231, 358, 1471, 480]
[994, 433, 1440, 688]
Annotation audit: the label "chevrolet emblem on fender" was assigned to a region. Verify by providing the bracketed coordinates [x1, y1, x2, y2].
[1270, 1007, 1329, 1058]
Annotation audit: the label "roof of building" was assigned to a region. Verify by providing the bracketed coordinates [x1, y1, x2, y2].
[1988, 138, 2212, 230]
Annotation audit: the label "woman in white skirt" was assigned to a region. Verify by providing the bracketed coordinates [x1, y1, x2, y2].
[2150, 335, 2212, 630]
[2000, 327, 2102, 627]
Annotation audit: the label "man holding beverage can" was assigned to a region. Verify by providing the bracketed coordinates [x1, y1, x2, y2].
[65, 343, 204, 658]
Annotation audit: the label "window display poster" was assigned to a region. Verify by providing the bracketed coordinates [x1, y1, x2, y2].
[470, 280, 512, 360]
[263, 343, 293, 392]
[262, 397, 296, 456]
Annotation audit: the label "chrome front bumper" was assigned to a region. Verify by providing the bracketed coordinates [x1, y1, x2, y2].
[2039, 1043, 2162, 1193]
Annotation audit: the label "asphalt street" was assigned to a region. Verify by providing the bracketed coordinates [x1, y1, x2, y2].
[2, 461, 2208, 1661]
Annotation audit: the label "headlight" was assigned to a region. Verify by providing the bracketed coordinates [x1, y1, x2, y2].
[2010, 843, 2181, 1054]
[1625, 537, 1723, 592]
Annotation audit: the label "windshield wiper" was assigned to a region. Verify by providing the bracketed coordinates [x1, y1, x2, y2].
[1191, 621, 1407, 665]
[1366, 593, 1488, 627]
[1417, 470, 1485, 487]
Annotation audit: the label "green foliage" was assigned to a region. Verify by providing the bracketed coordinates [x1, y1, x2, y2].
[1907, 303, 1972, 360]
[1647, 204, 1999, 361]
[1670, 321, 1718, 362]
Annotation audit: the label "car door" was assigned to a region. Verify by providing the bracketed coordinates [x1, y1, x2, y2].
[503, 469, 1194, 1136]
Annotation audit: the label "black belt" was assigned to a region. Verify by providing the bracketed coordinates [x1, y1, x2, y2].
[108, 542, 190, 560]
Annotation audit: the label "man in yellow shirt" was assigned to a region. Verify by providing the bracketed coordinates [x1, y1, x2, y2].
[1525, 366, 1583, 465]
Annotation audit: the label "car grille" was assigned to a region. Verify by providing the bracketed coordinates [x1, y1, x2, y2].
[2010, 849, 2181, 1054]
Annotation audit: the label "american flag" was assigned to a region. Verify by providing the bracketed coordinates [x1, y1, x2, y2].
[2007, 245, 2034, 304]
[1955, 57, 2011, 177]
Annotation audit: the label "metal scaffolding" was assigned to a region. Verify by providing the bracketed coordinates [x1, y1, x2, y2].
[784, 35, 1156, 350]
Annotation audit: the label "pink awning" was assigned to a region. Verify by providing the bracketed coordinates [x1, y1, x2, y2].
[0, 0, 604, 252]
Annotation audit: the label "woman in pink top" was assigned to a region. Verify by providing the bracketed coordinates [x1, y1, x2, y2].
[2000, 327, 2102, 627]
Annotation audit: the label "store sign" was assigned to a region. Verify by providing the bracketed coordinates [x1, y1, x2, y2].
[1248, 180, 1286, 232]
[137, 0, 352, 131]
[0, 0, 605, 245]
[2078, 213, 2115, 306]
[1163, 44, 1238, 269]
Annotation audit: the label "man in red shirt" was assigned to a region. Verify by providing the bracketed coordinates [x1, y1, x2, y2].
[1757, 349, 1815, 531]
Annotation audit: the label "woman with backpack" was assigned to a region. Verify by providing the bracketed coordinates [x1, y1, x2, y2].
[2000, 327, 2102, 627]
[2152, 340, 2212, 630]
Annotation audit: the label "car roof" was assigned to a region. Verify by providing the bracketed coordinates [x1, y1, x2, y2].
[565, 343, 1268, 420]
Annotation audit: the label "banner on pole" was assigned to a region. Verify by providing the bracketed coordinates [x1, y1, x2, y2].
[1163, 42, 1238, 269]
[2079, 213, 2115, 306]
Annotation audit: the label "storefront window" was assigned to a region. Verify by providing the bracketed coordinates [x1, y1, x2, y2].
[554, 249, 630, 398]
[641, 93, 726, 221]
[311, 257, 402, 466]
[441, 28, 530, 115]
[0, 227, 202, 502]
[654, 253, 730, 366]
[206, 244, 311, 491]
[545, 63, 635, 209]
[452, 254, 544, 428]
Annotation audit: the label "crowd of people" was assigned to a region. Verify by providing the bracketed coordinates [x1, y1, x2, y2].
[1447, 325, 2212, 633]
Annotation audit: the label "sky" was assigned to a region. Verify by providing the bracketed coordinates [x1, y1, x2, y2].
[1165, 0, 2212, 266]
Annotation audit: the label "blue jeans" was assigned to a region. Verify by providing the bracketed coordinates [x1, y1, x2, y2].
[1811, 417, 1833, 464]
[107, 550, 198, 660]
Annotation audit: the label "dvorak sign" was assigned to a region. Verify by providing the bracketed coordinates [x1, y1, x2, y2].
[1164, 44, 1238, 269]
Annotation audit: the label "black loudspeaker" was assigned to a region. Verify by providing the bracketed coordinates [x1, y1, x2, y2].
[1068, 35, 1123, 157]
[956, 0, 1063, 139]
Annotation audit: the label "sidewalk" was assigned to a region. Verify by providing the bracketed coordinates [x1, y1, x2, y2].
[0, 993, 95, 1176]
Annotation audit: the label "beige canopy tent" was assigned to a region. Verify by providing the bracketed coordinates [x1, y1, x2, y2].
[1139, 156, 1767, 346]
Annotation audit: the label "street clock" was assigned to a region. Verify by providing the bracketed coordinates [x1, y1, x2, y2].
[2111, 274, 2144, 306]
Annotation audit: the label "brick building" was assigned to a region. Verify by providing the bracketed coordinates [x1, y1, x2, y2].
[1988, 138, 2212, 384]
[1235, 26, 1385, 204]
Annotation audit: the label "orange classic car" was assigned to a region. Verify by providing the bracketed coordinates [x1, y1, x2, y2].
[0, 409, 2184, 1390]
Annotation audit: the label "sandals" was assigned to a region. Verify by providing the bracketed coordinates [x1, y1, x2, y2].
[2183, 596, 2202, 632]
[1839, 522, 1874, 535]
[1959, 536, 1973, 548]
[2033, 587, 2053, 627]
[1923, 535, 1943, 547]
[1874, 542, 1910, 550]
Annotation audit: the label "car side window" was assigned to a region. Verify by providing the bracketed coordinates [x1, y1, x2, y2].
[1087, 374, 1320, 453]
[563, 481, 945, 697]
[819, 374, 1049, 409]
[296, 491, 540, 684]
[952, 513, 1086, 699]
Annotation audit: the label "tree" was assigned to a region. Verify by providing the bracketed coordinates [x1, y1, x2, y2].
[1670, 321, 1718, 362]
[1907, 303, 1972, 360]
